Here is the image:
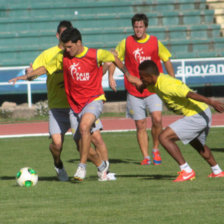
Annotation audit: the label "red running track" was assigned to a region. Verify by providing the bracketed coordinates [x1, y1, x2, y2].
[0, 113, 224, 137]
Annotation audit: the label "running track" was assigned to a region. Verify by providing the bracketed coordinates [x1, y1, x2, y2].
[0, 113, 224, 138]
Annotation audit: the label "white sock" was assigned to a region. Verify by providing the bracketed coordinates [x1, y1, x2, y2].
[180, 162, 192, 173]
[211, 164, 222, 175]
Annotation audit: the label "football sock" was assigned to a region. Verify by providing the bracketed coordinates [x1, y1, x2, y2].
[152, 149, 159, 152]
[79, 163, 86, 169]
[144, 156, 150, 160]
[55, 162, 63, 169]
[180, 162, 192, 173]
[98, 161, 106, 172]
[211, 164, 222, 175]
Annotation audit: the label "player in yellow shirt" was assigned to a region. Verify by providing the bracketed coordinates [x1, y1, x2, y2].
[109, 14, 175, 166]
[9, 21, 115, 181]
[126, 60, 224, 182]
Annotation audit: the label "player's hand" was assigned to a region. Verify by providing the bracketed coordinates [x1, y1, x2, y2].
[8, 77, 19, 85]
[212, 100, 224, 113]
[109, 78, 117, 92]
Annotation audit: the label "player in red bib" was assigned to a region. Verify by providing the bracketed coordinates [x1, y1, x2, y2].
[61, 28, 129, 181]
[109, 14, 175, 165]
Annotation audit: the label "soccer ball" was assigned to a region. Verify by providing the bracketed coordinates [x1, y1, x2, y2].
[16, 167, 38, 187]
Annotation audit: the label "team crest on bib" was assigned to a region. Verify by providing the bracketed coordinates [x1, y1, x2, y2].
[70, 63, 90, 81]
[133, 48, 151, 63]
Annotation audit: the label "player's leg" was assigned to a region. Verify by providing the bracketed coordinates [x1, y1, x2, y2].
[146, 94, 163, 165]
[72, 101, 109, 181]
[159, 127, 185, 164]
[150, 111, 162, 150]
[190, 136, 224, 178]
[49, 133, 64, 168]
[79, 112, 96, 164]
[49, 109, 70, 181]
[92, 130, 108, 161]
[90, 119, 115, 179]
[159, 126, 195, 182]
[126, 93, 150, 165]
[135, 119, 150, 163]
[75, 138, 102, 166]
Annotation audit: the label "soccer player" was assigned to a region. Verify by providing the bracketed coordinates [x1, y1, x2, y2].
[109, 13, 175, 165]
[9, 21, 114, 182]
[126, 60, 224, 182]
[60, 27, 129, 181]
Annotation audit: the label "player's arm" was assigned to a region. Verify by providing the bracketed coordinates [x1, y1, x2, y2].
[158, 41, 175, 77]
[187, 91, 224, 113]
[108, 40, 125, 92]
[9, 66, 47, 85]
[163, 60, 175, 77]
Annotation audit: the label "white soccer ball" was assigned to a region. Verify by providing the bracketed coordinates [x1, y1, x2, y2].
[16, 167, 38, 187]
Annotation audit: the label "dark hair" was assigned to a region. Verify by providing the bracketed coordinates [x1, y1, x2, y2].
[60, 27, 82, 43]
[57, 20, 73, 33]
[132, 13, 148, 27]
[139, 60, 159, 76]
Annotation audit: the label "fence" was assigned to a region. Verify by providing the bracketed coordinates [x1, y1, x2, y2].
[1, 57, 224, 107]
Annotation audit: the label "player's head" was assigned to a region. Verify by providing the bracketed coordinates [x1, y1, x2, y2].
[56, 20, 73, 37]
[139, 60, 159, 86]
[131, 14, 148, 40]
[60, 28, 82, 57]
[132, 14, 148, 27]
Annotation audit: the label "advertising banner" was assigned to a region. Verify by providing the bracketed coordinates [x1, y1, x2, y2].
[1, 58, 224, 96]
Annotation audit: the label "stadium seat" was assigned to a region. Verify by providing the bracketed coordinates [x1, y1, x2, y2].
[0, 0, 224, 66]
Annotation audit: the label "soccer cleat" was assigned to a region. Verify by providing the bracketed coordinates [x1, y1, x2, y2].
[208, 171, 224, 178]
[141, 158, 151, 165]
[74, 166, 86, 181]
[106, 172, 117, 181]
[173, 170, 196, 182]
[54, 166, 69, 181]
[98, 162, 109, 181]
[152, 150, 162, 165]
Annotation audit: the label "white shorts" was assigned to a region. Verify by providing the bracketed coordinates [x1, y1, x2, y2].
[69, 100, 103, 140]
[169, 108, 211, 145]
[126, 93, 163, 120]
[49, 108, 70, 135]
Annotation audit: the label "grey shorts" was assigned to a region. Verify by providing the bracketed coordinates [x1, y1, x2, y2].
[169, 108, 211, 145]
[69, 100, 103, 140]
[49, 108, 70, 135]
[126, 93, 163, 120]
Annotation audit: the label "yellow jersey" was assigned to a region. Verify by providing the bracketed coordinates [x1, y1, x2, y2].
[32, 45, 69, 109]
[147, 74, 208, 116]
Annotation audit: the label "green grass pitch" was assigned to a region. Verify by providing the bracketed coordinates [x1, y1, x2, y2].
[1, 128, 224, 224]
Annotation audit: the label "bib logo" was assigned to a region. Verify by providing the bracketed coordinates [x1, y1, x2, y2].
[70, 63, 90, 81]
[133, 48, 151, 63]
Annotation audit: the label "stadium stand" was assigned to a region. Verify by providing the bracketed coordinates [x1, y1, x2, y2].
[0, 0, 224, 66]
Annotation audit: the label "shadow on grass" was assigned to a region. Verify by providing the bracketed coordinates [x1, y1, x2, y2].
[67, 158, 140, 165]
[86, 174, 175, 181]
[1, 176, 58, 182]
[210, 148, 224, 153]
[117, 174, 175, 180]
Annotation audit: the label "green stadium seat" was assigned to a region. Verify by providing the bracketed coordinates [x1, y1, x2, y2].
[0, 0, 223, 66]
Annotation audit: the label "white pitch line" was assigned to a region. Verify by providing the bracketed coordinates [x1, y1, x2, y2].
[0, 129, 137, 139]
[0, 125, 224, 139]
